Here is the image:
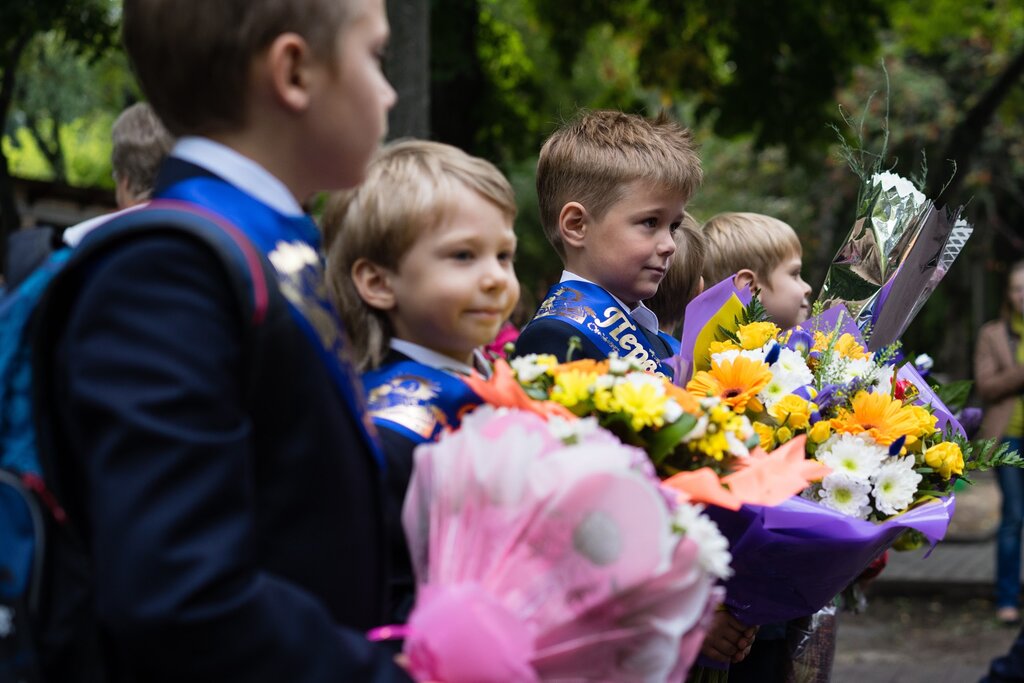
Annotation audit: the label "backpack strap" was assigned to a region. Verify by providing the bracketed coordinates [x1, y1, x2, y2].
[29, 200, 280, 531]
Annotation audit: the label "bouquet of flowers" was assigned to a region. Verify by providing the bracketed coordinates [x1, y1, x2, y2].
[464, 352, 829, 511]
[671, 276, 1021, 626]
[397, 406, 731, 682]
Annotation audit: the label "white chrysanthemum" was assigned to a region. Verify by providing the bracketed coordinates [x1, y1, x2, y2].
[771, 348, 814, 385]
[662, 399, 684, 424]
[509, 354, 553, 383]
[608, 354, 632, 375]
[818, 472, 873, 519]
[871, 456, 922, 516]
[674, 503, 732, 579]
[758, 377, 790, 410]
[594, 375, 615, 390]
[711, 348, 767, 366]
[838, 356, 877, 385]
[816, 433, 887, 481]
[269, 239, 319, 274]
[869, 363, 896, 395]
[548, 415, 602, 444]
[624, 371, 666, 394]
[725, 430, 751, 458]
[683, 414, 709, 442]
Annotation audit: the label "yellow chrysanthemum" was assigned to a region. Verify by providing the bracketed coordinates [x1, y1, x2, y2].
[687, 356, 772, 413]
[924, 442, 964, 479]
[550, 369, 598, 408]
[737, 322, 781, 350]
[830, 391, 920, 446]
[768, 394, 813, 430]
[808, 421, 832, 444]
[609, 380, 669, 432]
[753, 422, 776, 450]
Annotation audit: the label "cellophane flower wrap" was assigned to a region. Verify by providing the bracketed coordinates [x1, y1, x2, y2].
[816, 166, 974, 352]
[400, 406, 731, 682]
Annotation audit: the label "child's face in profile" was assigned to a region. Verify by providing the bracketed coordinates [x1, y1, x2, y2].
[387, 185, 519, 365]
[758, 253, 812, 330]
[576, 181, 684, 307]
[310, 0, 397, 189]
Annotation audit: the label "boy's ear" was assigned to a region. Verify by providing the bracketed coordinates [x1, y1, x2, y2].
[732, 269, 757, 291]
[351, 258, 396, 311]
[264, 32, 315, 112]
[558, 202, 588, 249]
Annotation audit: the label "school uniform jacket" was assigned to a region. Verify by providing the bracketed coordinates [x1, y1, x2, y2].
[38, 157, 409, 682]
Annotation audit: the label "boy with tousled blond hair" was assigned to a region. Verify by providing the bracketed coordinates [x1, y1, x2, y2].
[515, 109, 702, 376]
[38, 0, 409, 679]
[324, 138, 519, 621]
[645, 211, 705, 339]
[701, 211, 812, 330]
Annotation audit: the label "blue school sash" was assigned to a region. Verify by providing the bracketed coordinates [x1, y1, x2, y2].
[362, 360, 483, 444]
[530, 281, 673, 376]
[158, 176, 386, 470]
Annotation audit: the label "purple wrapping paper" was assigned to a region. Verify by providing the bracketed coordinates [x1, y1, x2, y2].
[794, 304, 862, 340]
[707, 494, 955, 626]
[670, 276, 752, 386]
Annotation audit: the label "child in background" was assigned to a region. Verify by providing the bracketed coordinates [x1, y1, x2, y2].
[701, 212, 812, 329]
[513, 109, 702, 378]
[645, 211, 705, 343]
[700, 211, 821, 681]
[39, 0, 408, 679]
[323, 139, 519, 618]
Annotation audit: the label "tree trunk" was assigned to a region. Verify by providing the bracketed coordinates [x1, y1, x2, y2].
[927, 44, 1024, 205]
[0, 32, 32, 280]
[385, 0, 430, 139]
[429, 0, 485, 153]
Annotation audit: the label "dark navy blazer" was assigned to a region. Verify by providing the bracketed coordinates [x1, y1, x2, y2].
[39, 159, 410, 682]
[514, 315, 674, 363]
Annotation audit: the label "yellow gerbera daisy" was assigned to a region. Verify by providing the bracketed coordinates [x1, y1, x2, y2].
[830, 391, 920, 446]
[687, 356, 772, 413]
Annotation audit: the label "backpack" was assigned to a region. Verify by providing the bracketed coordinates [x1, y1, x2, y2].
[0, 202, 277, 682]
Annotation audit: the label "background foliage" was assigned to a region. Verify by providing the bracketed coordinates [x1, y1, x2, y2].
[4, 0, 1024, 382]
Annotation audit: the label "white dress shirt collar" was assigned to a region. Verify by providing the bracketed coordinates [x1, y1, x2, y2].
[390, 339, 490, 377]
[171, 137, 304, 217]
[559, 270, 661, 333]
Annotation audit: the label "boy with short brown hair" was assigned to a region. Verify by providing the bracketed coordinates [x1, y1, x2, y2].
[515, 109, 702, 377]
[38, 0, 407, 680]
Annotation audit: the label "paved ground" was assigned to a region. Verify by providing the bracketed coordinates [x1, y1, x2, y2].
[831, 469, 1020, 682]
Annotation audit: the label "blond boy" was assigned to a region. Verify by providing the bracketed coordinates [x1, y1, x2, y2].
[324, 139, 518, 620]
[702, 212, 812, 330]
[514, 109, 701, 377]
[38, 0, 407, 679]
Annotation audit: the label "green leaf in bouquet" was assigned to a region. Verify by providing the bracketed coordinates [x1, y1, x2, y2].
[962, 436, 1024, 472]
[523, 385, 551, 401]
[738, 292, 769, 326]
[646, 412, 698, 465]
[931, 379, 972, 413]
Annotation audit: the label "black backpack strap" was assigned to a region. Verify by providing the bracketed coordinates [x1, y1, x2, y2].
[30, 200, 280, 530]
